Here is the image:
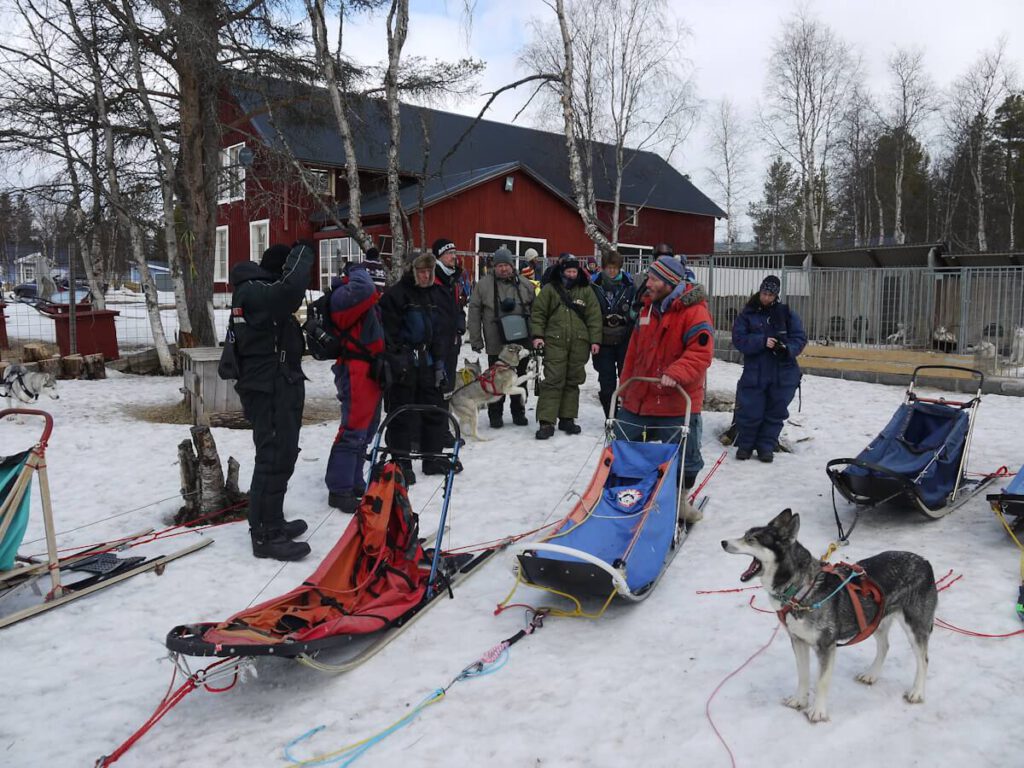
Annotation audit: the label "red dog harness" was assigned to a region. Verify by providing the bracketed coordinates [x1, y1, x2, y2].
[776, 562, 885, 646]
[476, 360, 512, 397]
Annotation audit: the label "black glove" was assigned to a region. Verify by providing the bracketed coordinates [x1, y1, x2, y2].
[434, 367, 448, 389]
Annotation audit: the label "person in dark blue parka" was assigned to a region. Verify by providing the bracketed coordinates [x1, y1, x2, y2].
[731, 275, 807, 463]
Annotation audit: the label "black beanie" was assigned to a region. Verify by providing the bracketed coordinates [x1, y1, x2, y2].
[432, 238, 456, 258]
[760, 275, 781, 296]
[261, 243, 291, 274]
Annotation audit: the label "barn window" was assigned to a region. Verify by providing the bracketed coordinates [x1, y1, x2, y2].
[214, 226, 229, 282]
[306, 168, 333, 197]
[218, 143, 246, 203]
[624, 206, 639, 227]
[318, 236, 360, 291]
[249, 219, 269, 262]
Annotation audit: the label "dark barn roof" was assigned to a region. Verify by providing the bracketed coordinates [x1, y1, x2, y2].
[231, 76, 725, 219]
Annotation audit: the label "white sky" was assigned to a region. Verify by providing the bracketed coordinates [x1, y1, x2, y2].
[339, 0, 1024, 241]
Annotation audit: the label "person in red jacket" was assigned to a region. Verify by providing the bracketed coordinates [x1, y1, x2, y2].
[617, 255, 714, 494]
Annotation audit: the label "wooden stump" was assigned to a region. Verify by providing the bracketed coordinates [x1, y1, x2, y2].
[83, 353, 106, 379]
[174, 425, 248, 526]
[23, 343, 49, 362]
[61, 354, 84, 379]
[37, 357, 62, 379]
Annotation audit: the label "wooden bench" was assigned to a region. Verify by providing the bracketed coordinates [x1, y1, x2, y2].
[800, 344, 979, 379]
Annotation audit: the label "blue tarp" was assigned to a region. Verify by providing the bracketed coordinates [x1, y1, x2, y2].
[0, 452, 32, 571]
[997, 464, 1024, 496]
[843, 401, 970, 511]
[544, 441, 680, 593]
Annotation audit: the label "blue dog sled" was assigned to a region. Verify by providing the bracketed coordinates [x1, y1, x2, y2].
[505, 378, 701, 610]
[827, 366, 996, 541]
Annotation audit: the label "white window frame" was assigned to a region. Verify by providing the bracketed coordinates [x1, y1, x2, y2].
[624, 206, 639, 227]
[474, 232, 548, 256]
[214, 225, 230, 283]
[306, 168, 334, 197]
[249, 219, 269, 262]
[617, 242, 653, 256]
[218, 142, 246, 204]
[318, 236, 360, 292]
[23, 264, 35, 281]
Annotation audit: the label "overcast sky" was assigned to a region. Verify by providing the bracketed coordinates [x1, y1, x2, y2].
[340, 0, 1024, 241]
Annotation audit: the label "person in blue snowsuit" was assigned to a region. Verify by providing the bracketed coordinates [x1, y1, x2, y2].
[590, 251, 636, 417]
[731, 275, 806, 463]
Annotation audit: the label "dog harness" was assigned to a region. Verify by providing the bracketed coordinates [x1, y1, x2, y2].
[449, 360, 513, 399]
[1, 369, 39, 403]
[775, 562, 885, 646]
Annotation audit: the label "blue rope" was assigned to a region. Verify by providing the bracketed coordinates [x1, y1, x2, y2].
[283, 648, 511, 767]
[810, 570, 860, 610]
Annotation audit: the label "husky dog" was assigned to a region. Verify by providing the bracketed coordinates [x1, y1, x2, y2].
[446, 343, 536, 441]
[721, 509, 937, 723]
[2, 363, 60, 419]
[885, 323, 907, 345]
[1009, 326, 1024, 366]
[931, 326, 956, 353]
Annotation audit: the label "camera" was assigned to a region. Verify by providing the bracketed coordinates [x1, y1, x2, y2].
[500, 297, 516, 313]
[770, 332, 789, 358]
[605, 313, 625, 328]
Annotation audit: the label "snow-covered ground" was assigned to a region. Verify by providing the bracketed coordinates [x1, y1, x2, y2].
[1, 355, 1022, 767]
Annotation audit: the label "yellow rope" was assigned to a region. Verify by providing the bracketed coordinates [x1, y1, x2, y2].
[820, 541, 839, 562]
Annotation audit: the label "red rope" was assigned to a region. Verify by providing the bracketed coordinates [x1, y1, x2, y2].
[96, 658, 239, 767]
[689, 450, 727, 503]
[933, 618, 1024, 639]
[705, 624, 781, 768]
[696, 586, 762, 595]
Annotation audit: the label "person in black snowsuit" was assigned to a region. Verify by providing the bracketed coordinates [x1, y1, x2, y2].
[379, 252, 462, 484]
[590, 251, 636, 417]
[432, 238, 467, 448]
[229, 242, 315, 562]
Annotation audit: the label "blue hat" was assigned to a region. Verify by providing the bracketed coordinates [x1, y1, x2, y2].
[648, 255, 686, 288]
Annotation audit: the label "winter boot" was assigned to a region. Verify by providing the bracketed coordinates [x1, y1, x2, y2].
[757, 449, 774, 463]
[511, 411, 529, 426]
[536, 422, 555, 440]
[677, 495, 703, 526]
[422, 458, 464, 475]
[328, 491, 360, 514]
[251, 530, 311, 562]
[282, 518, 309, 538]
[736, 448, 752, 461]
[489, 412, 504, 429]
[558, 418, 582, 435]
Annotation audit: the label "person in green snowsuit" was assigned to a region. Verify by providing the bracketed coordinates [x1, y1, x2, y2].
[530, 255, 603, 440]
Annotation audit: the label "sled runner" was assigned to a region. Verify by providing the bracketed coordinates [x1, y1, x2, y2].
[507, 377, 700, 608]
[1, 409, 211, 629]
[826, 366, 996, 539]
[166, 405, 498, 666]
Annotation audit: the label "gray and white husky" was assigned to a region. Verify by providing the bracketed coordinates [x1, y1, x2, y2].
[447, 343, 535, 441]
[2, 363, 59, 420]
[721, 509, 937, 723]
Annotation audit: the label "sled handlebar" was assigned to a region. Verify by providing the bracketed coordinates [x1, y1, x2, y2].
[612, 377, 692, 422]
[909, 365, 985, 397]
[0, 409, 54, 446]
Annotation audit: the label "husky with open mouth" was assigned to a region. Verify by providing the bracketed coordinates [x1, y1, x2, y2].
[721, 509, 937, 722]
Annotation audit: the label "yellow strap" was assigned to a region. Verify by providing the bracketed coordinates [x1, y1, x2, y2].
[820, 541, 838, 562]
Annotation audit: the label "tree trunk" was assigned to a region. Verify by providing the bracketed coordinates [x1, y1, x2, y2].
[974, 142, 988, 252]
[175, 425, 248, 525]
[893, 143, 906, 245]
[385, 0, 410, 280]
[130, 221, 176, 374]
[873, 163, 885, 246]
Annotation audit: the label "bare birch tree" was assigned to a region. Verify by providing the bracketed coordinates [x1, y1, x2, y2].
[705, 98, 752, 252]
[946, 39, 1016, 252]
[762, 7, 855, 248]
[881, 48, 934, 245]
[531, 0, 697, 255]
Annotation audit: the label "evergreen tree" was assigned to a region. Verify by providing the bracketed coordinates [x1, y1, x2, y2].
[748, 156, 801, 251]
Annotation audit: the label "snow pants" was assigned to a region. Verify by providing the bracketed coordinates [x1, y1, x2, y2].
[238, 375, 304, 537]
[385, 365, 447, 459]
[735, 363, 800, 454]
[536, 339, 590, 424]
[592, 341, 628, 416]
[325, 360, 382, 495]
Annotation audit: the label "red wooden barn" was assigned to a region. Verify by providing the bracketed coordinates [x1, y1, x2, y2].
[216, 76, 725, 295]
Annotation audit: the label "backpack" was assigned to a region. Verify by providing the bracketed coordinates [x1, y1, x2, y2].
[303, 294, 343, 361]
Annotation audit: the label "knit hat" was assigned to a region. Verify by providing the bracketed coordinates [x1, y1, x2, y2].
[411, 252, 436, 272]
[365, 247, 380, 261]
[520, 265, 535, 279]
[260, 243, 291, 274]
[760, 275, 781, 296]
[363, 260, 388, 289]
[493, 247, 515, 268]
[432, 238, 456, 258]
[648, 255, 686, 289]
[524, 247, 539, 260]
[561, 256, 580, 272]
